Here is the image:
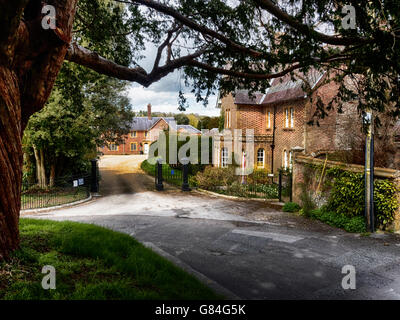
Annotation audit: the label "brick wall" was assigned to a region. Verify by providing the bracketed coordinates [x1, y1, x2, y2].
[220, 93, 307, 172]
[237, 105, 265, 134]
[271, 100, 306, 171]
[303, 79, 364, 155]
[149, 119, 169, 141]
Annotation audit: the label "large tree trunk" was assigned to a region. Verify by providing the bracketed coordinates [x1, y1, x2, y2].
[0, 0, 78, 259]
[0, 66, 24, 260]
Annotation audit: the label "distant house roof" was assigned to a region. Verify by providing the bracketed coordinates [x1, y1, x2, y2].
[233, 69, 325, 106]
[202, 128, 220, 136]
[130, 117, 175, 131]
[177, 125, 201, 134]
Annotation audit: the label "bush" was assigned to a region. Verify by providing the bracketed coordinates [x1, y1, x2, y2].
[374, 179, 398, 228]
[247, 169, 271, 185]
[254, 183, 279, 198]
[326, 171, 364, 217]
[227, 181, 249, 198]
[193, 166, 236, 190]
[306, 207, 366, 233]
[326, 169, 398, 229]
[283, 202, 301, 212]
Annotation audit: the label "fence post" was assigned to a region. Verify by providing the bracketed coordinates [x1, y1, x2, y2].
[90, 159, 99, 193]
[182, 163, 191, 191]
[155, 160, 164, 191]
[278, 170, 282, 202]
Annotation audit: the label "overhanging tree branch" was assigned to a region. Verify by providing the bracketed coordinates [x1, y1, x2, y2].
[252, 0, 375, 45]
[115, 0, 263, 58]
[66, 42, 206, 87]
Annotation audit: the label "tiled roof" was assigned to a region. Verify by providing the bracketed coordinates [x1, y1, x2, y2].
[202, 128, 220, 136]
[233, 90, 265, 105]
[130, 117, 175, 131]
[233, 69, 325, 106]
[177, 125, 201, 134]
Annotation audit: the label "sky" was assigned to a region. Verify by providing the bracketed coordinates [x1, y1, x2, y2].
[127, 42, 220, 117]
[127, 73, 220, 117]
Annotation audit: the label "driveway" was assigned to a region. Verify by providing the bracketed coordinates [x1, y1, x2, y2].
[24, 155, 400, 300]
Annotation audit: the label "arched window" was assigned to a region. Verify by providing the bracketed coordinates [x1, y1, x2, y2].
[257, 148, 265, 168]
[289, 151, 293, 170]
[221, 148, 229, 168]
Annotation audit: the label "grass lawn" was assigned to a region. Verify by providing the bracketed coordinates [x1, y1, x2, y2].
[141, 159, 184, 187]
[0, 219, 220, 300]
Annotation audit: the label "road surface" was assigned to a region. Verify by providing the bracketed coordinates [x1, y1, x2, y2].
[24, 155, 400, 299]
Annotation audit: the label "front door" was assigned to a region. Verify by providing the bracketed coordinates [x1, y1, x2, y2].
[144, 143, 149, 154]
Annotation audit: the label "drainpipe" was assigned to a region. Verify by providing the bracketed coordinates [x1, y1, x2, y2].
[270, 105, 277, 175]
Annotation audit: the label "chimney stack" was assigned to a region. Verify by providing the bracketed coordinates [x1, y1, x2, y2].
[147, 103, 152, 120]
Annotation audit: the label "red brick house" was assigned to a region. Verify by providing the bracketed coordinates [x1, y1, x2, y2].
[215, 70, 360, 173]
[100, 104, 201, 155]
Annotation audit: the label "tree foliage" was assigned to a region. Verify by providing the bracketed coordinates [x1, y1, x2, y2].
[62, 0, 400, 123]
[23, 67, 133, 184]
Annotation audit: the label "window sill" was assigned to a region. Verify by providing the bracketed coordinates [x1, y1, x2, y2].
[283, 127, 295, 131]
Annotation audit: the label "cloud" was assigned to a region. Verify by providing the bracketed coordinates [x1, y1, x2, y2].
[127, 85, 220, 116]
[128, 41, 219, 116]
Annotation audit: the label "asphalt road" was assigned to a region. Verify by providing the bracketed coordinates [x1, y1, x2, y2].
[25, 155, 400, 300]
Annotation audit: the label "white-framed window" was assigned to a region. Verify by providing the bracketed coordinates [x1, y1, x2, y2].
[283, 149, 288, 170]
[285, 108, 294, 128]
[145, 131, 149, 138]
[257, 148, 265, 168]
[130, 143, 137, 151]
[289, 151, 293, 170]
[109, 143, 118, 151]
[266, 110, 271, 129]
[226, 109, 231, 128]
[290, 107, 294, 128]
[130, 131, 137, 138]
[285, 109, 289, 128]
[221, 148, 229, 168]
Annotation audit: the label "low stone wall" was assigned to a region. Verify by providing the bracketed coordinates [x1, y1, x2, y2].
[292, 154, 400, 232]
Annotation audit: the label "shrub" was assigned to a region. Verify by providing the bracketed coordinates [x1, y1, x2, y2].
[326, 171, 364, 217]
[374, 179, 398, 228]
[193, 166, 236, 190]
[283, 202, 301, 212]
[326, 169, 398, 229]
[306, 207, 366, 233]
[255, 183, 279, 198]
[247, 169, 271, 185]
[227, 182, 249, 198]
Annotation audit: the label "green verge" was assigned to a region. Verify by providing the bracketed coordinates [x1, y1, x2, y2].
[0, 219, 221, 300]
[303, 208, 366, 233]
[140, 159, 183, 187]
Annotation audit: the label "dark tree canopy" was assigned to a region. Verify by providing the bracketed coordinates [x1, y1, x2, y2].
[66, 0, 400, 119]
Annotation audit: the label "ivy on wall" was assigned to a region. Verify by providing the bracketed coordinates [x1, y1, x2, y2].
[302, 163, 398, 229]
